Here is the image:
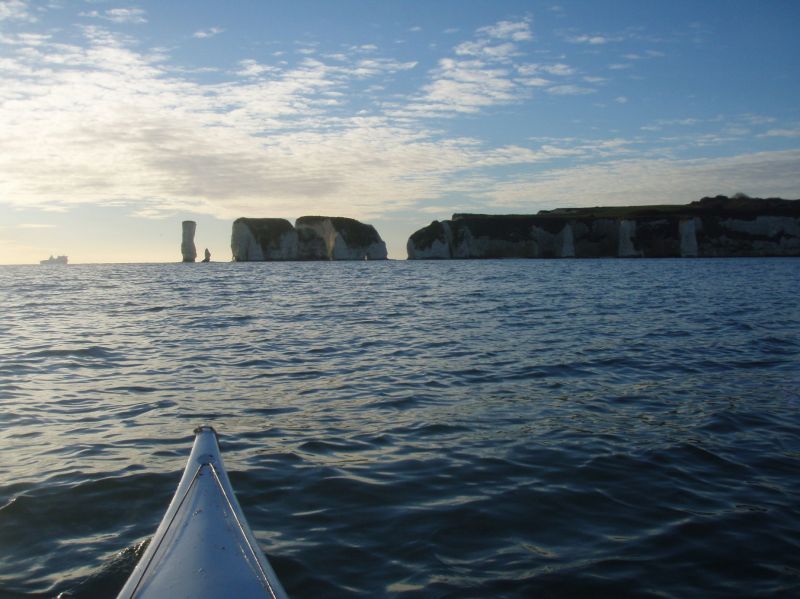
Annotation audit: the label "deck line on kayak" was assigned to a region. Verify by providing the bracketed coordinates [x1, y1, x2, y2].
[117, 426, 289, 599]
[208, 462, 280, 599]
[125, 462, 205, 598]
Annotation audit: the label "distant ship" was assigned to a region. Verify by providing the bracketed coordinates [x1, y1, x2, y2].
[40, 255, 68, 265]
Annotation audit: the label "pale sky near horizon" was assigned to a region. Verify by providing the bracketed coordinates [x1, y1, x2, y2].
[1, 0, 799, 264]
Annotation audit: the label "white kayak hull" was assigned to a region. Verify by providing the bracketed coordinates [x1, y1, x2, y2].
[117, 426, 288, 599]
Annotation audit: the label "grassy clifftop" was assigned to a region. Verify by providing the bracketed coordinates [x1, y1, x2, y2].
[409, 195, 800, 256]
[234, 217, 294, 239]
[296, 216, 382, 246]
[453, 195, 800, 222]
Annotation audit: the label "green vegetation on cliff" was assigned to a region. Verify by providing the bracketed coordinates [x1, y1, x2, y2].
[407, 196, 800, 259]
[455, 195, 800, 222]
[296, 216, 382, 247]
[235, 217, 294, 238]
[408, 220, 446, 251]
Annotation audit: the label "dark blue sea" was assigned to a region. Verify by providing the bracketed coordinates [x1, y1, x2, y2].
[0, 259, 798, 598]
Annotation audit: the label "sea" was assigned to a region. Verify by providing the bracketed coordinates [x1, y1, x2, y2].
[0, 258, 798, 598]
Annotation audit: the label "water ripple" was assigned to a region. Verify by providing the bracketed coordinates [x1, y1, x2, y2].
[0, 259, 798, 597]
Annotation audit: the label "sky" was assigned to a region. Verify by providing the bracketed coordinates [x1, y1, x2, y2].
[1, 0, 799, 263]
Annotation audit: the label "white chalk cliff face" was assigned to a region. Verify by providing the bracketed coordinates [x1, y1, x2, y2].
[449, 222, 474, 258]
[231, 221, 264, 262]
[405, 221, 450, 259]
[406, 236, 450, 259]
[231, 220, 263, 261]
[297, 218, 339, 259]
[296, 217, 387, 260]
[231, 216, 388, 261]
[721, 216, 800, 252]
[406, 218, 579, 259]
[679, 219, 699, 257]
[406, 196, 800, 259]
[617, 220, 640, 258]
[559, 223, 576, 258]
[181, 220, 197, 262]
[231, 218, 298, 261]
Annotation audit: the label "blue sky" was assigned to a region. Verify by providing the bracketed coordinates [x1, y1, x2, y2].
[1, 0, 799, 263]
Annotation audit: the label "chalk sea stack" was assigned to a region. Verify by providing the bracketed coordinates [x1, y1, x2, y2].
[407, 196, 800, 259]
[181, 220, 197, 262]
[231, 218, 296, 261]
[231, 216, 388, 261]
[296, 216, 387, 260]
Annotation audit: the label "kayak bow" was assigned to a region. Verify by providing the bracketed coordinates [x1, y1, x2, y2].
[117, 426, 288, 599]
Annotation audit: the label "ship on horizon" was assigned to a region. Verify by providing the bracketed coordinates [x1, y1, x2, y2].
[40, 255, 68, 265]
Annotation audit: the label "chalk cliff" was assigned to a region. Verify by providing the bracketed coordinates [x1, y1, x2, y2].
[231, 216, 388, 261]
[181, 221, 197, 262]
[295, 216, 388, 260]
[407, 196, 800, 259]
[231, 218, 297, 261]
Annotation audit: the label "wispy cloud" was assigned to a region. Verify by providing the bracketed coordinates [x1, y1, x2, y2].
[351, 44, 378, 53]
[1, 25, 532, 219]
[0, 0, 34, 22]
[0, 12, 797, 235]
[454, 40, 518, 60]
[478, 19, 533, 42]
[17, 223, 56, 229]
[518, 76, 551, 87]
[193, 27, 224, 39]
[760, 128, 800, 138]
[396, 58, 519, 116]
[518, 63, 575, 77]
[235, 58, 280, 78]
[348, 57, 417, 78]
[392, 19, 536, 117]
[641, 117, 702, 131]
[546, 84, 595, 95]
[453, 18, 532, 60]
[623, 50, 665, 60]
[482, 150, 800, 210]
[80, 7, 148, 25]
[567, 34, 621, 45]
[741, 114, 776, 126]
[388, 19, 606, 118]
[0, 31, 49, 45]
